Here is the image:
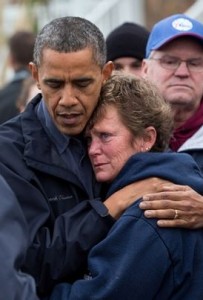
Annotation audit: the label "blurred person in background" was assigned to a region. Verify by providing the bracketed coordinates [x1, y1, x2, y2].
[0, 30, 36, 123]
[106, 22, 149, 76]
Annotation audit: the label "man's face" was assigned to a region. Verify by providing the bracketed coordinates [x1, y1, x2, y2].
[113, 57, 142, 76]
[142, 37, 203, 115]
[30, 48, 112, 135]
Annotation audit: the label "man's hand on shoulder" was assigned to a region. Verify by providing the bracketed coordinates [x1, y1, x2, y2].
[139, 184, 203, 229]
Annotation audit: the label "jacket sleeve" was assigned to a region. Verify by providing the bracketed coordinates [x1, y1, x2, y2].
[0, 162, 115, 297]
[50, 209, 171, 300]
[0, 175, 38, 300]
[25, 200, 115, 297]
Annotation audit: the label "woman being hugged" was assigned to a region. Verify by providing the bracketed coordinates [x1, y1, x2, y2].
[51, 72, 203, 300]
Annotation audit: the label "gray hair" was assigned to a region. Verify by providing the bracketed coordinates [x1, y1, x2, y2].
[33, 16, 106, 67]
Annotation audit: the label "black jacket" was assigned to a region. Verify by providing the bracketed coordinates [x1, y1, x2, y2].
[0, 94, 114, 297]
[0, 175, 38, 300]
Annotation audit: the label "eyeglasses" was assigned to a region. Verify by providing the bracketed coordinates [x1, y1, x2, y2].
[149, 56, 203, 72]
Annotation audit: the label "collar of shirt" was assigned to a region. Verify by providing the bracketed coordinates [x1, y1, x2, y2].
[37, 100, 87, 159]
[36, 98, 102, 198]
[37, 99, 69, 154]
[36, 99, 88, 175]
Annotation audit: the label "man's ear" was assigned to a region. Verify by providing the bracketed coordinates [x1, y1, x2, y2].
[102, 61, 114, 82]
[141, 59, 149, 79]
[29, 62, 40, 89]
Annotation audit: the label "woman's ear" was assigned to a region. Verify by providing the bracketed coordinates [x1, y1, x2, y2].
[141, 126, 157, 151]
[132, 126, 157, 153]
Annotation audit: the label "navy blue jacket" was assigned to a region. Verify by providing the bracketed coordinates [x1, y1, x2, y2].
[50, 152, 203, 299]
[0, 95, 114, 297]
[0, 175, 38, 300]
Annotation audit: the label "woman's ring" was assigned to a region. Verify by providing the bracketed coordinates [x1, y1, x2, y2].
[174, 209, 178, 219]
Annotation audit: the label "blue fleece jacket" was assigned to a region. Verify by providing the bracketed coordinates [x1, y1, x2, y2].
[50, 152, 203, 300]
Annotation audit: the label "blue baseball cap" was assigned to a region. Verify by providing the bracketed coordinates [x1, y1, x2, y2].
[146, 14, 203, 58]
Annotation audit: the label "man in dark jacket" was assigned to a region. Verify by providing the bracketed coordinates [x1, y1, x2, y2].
[0, 175, 38, 300]
[0, 30, 36, 123]
[0, 16, 151, 298]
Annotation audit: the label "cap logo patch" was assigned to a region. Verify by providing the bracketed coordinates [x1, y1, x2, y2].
[172, 18, 193, 31]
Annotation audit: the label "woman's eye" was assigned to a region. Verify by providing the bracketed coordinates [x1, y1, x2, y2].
[100, 132, 111, 141]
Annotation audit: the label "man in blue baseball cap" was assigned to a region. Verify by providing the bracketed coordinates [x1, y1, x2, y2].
[145, 14, 203, 58]
[140, 14, 203, 230]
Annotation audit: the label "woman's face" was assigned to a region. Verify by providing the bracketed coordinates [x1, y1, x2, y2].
[87, 105, 143, 182]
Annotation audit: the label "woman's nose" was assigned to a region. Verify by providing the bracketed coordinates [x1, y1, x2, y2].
[88, 139, 101, 156]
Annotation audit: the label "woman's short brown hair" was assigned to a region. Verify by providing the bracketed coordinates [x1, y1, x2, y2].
[88, 71, 174, 152]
